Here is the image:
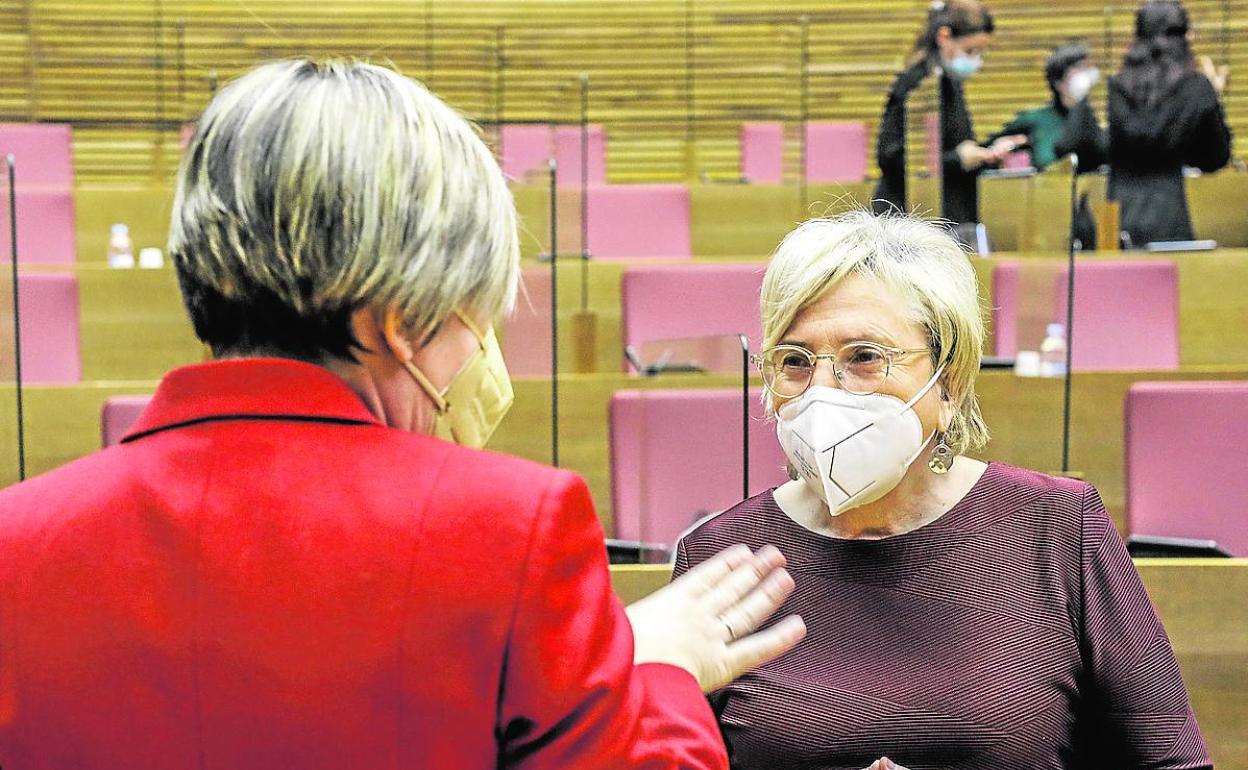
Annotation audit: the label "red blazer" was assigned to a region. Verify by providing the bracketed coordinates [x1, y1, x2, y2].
[0, 359, 725, 769]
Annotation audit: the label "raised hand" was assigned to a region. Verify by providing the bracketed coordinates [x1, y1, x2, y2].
[626, 544, 806, 693]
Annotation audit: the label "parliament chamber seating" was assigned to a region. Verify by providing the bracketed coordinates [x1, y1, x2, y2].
[0, 123, 76, 265]
[0, 122, 73, 185]
[740, 122, 785, 183]
[100, 394, 151, 447]
[1126, 381, 1248, 557]
[738, 120, 869, 183]
[585, 183, 691, 258]
[619, 263, 765, 367]
[501, 266, 554, 377]
[609, 387, 788, 548]
[12, 272, 81, 384]
[803, 121, 869, 183]
[499, 124, 553, 182]
[992, 260, 1180, 371]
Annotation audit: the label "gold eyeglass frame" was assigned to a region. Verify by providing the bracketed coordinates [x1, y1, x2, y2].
[752, 342, 931, 398]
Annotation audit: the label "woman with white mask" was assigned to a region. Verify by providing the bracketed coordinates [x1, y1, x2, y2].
[673, 211, 1210, 770]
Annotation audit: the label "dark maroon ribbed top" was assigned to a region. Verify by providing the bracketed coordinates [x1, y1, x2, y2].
[674, 462, 1210, 770]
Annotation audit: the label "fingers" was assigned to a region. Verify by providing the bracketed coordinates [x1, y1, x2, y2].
[717, 564, 797, 640]
[674, 543, 753, 598]
[702, 545, 786, 616]
[721, 614, 806, 678]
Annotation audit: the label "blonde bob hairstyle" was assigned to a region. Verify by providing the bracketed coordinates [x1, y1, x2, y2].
[169, 58, 518, 361]
[760, 210, 990, 454]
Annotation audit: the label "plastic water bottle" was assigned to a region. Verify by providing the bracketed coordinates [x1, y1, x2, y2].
[107, 223, 134, 268]
[1040, 323, 1067, 378]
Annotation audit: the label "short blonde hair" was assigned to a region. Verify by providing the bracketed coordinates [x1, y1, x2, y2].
[169, 58, 518, 360]
[760, 210, 989, 453]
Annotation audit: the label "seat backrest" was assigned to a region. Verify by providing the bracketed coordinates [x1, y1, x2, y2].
[15, 272, 81, 383]
[586, 184, 691, 259]
[619, 263, 765, 364]
[609, 387, 789, 546]
[0, 187, 77, 264]
[804, 121, 868, 183]
[0, 123, 74, 186]
[1055, 260, 1179, 371]
[740, 122, 784, 184]
[992, 260, 1179, 370]
[499, 124, 553, 183]
[101, 395, 154, 447]
[553, 124, 606, 187]
[501, 266, 554, 377]
[1126, 381, 1248, 556]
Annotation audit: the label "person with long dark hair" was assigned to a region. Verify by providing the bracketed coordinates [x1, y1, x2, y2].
[872, 0, 1023, 226]
[1109, 0, 1231, 246]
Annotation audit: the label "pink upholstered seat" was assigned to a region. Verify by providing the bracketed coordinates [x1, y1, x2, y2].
[609, 387, 789, 546]
[0, 123, 76, 265]
[804, 121, 868, 183]
[1125, 381, 1248, 555]
[101, 395, 153, 447]
[0, 123, 73, 185]
[992, 260, 1179, 370]
[586, 184, 691, 259]
[619, 263, 765, 364]
[499, 124, 553, 183]
[741, 122, 785, 184]
[553, 124, 606, 187]
[501, 266, 554, 377]
[0, 187, 76, 265]
[14, 272, 81, 383]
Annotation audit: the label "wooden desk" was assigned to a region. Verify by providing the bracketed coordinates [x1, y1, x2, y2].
[611, 559, 1248, 770]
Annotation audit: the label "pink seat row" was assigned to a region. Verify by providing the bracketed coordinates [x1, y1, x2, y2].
[740, 121, 869, 184]
[4, 273, 81, 383]
[98, 378, 1248, 558]
[0, 123, 77, 265]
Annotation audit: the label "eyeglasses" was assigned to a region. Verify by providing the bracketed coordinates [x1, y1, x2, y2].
[753, 342, 930, 398]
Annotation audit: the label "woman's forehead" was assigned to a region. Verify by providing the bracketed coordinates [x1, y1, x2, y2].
[785, 275, 926, 344]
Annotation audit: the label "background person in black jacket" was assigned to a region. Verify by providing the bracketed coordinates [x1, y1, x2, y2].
[1109, 0, 1232, 246]
[872, 0, 1023, 226]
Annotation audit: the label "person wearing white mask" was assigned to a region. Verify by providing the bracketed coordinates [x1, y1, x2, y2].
[987, 42, 1109, 172]
[674, 210, 1210, 770]
[872, 0, 1024, 228]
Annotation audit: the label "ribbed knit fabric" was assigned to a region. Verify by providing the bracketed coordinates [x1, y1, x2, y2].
[674, 462, 1211, 770]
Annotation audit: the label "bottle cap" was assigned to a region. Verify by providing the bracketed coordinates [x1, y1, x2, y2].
[111, 223, 129, 236]
[1046, 323, 1064, 338]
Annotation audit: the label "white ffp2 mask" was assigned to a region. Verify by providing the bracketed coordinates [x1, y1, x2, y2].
[775, 365, 944, 516]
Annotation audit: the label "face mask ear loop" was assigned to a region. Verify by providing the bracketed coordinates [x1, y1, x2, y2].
[402, 360, 449, 415]
[900, 361, 948, 412]
[905, 426, 940, 467]
[454, 309, 490, 350]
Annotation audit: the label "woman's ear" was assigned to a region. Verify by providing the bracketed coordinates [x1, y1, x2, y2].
[937, 381, 958, 431]
[379, 306, 415, 363]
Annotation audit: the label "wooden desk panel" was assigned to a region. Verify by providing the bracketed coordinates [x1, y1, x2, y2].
[611, 560, 1248, 770]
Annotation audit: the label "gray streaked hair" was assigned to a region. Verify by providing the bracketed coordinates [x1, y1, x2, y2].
[169, 58, 518, 359]
[761, 210, 990, 453]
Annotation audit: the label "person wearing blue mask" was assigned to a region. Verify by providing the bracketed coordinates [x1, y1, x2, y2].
[872, 0, 1023, 227]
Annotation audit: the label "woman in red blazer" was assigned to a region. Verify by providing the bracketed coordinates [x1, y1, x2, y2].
[0, 59, 804, 769]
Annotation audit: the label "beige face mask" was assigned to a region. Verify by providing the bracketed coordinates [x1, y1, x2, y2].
[402, 310, 514, 449]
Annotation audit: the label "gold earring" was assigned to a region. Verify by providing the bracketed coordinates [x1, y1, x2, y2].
[928, 432, 955, 475]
